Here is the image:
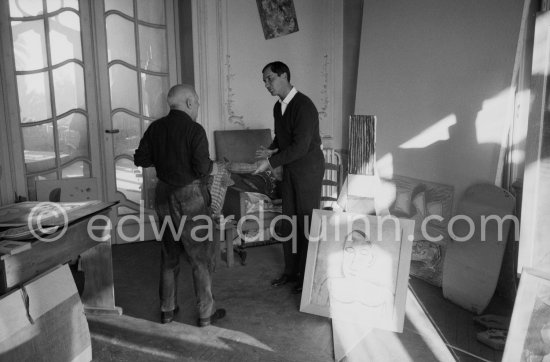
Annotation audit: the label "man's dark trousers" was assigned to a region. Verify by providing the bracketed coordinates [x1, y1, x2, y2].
[155, 179, 216, 319]
[280, 159, 324, 280]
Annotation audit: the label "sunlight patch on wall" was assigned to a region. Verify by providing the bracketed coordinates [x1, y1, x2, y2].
[376, 153, 393, 179]
[510, 89, 531, 146]
[510, 149, 525, 164]
[377, 180, 397, 212]
[399, 114, 456, 149]
[532, 11, 550, 76]
[475, 87, 513, 145]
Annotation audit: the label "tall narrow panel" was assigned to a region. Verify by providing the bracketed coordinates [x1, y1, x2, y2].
[46, 0, 79, 12]
[116, 158, 142, 204]
[106, 14, 136, 65]
[137, 0, 165, 25]
[11, 20, 47, 71]
[9, 0, 44, 17]
[53, 62, 85, 115]
[57, 112, 89, 160]
[109, 64, 139, 112]
[105, 0, 134, 17]
[141, 73, 168, 118]
[112, 112, 140, 158]
[17, 72, 52, 123]
[49, 11, 83, 65]
[62, 161, 90, 178]
[139, 25, 167, 72]
[22, 123, 56, 174]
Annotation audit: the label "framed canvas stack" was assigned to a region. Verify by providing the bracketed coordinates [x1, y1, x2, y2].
[503, 268, 550, 361]
[300, 209, 414, 331]
[300, 209, 414, 360]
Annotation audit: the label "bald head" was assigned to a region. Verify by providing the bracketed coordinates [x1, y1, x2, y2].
[167, 84, 200, 120]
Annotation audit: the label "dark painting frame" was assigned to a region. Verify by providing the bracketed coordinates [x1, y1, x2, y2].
[256, 0, 299, 40]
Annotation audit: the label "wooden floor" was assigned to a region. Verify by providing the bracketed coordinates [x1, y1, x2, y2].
[88, 241, 513, 361]
[409, 278, 512, 362]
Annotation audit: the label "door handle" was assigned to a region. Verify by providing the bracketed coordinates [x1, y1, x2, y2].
[105, 129, 120, 134]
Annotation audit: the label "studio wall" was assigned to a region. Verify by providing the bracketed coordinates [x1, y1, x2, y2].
[192, 0, 343, 151]
[355, 0, 524, 199]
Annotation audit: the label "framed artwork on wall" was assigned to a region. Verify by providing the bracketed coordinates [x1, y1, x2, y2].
[256, 0, 299, 40]
[503, 268, 550, 361]
[300, 209, 414, 333]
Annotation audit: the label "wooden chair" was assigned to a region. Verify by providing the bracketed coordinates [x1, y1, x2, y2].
[320, 148, 342, 210]
[214, 130, 281, 266]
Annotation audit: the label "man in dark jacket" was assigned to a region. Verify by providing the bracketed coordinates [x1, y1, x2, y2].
[134, 84, 225, 326]
[254, 62, 325, 293]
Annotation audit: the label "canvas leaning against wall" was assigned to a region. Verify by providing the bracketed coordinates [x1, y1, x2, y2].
[503, 268, 550, 362]
[300, 209, 414, 333]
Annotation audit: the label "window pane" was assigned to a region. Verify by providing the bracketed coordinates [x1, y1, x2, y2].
[141, 73, 168, 118]
[53, 62, 86, 115]
[49, 11, 82, 65]
[105, 0, 133, 17]
[112, 112, 140, 157]
[17, 72, 52, 123]
[22, 123, 56, 174]
[106, 14, 136, 65]
[46, 0, 79, 12]
[62, 161, 90, 178]
[109, 64, 139, 112]
[139, 25, 167, 72]
[58, 112, 89, 160]
[9, 0, 44, 17]
[116, 158, 141, 204]
[137, 0, 165, 25]
[11, 20, 47, 71]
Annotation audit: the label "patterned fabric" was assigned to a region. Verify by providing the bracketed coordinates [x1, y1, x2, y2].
[207, 161, 234, 217]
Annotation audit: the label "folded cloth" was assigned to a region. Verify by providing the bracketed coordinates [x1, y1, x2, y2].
[227, 159, 283, 182]
[230, 172, 280, 200]
[473, 314, 510, 330]
[476, 329, 507, 350]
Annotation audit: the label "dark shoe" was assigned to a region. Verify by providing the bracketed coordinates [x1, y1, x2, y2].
[161, 306, 179, 324]
[292, 282, 303, 294]
[198, 308, 226, 327]
[271, 274, 297, 287]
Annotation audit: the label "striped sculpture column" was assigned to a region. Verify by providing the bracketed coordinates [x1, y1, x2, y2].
[348, 115, 376, 175]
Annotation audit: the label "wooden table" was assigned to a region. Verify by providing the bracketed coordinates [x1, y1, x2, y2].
[0, 201, 121, 315]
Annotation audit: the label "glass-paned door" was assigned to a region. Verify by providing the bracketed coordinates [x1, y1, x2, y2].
[97, 0, 178, 242]
[5, 0, 100, 200]
[1, 0, 179, 244]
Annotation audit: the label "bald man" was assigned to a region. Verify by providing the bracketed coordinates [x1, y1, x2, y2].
[134, 84, 226, 327]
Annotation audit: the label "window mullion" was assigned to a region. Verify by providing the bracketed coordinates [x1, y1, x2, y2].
[133, 0, 144, 138]
[42, 0, 61, 179]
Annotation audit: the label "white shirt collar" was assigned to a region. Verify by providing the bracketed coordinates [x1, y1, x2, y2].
[279, 87, 297, 115]
[280, 87, 297, 104]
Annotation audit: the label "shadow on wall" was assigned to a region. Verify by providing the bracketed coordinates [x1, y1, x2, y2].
[372, 84, 524, 202]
